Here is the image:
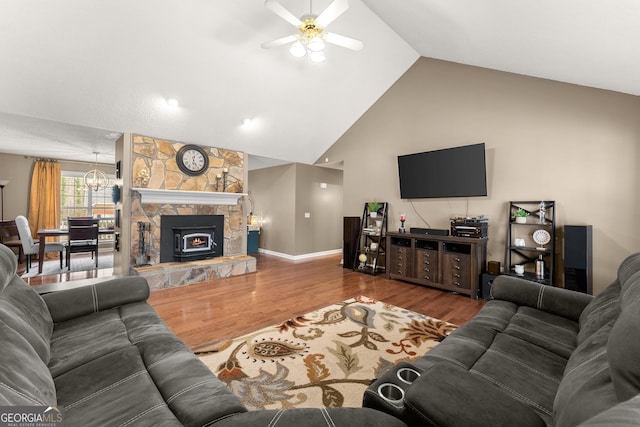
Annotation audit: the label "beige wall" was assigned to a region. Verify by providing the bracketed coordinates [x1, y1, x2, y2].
[249, 163, 343, 256]
[0, 153, 115, 221]
[294, 163, 343, 256]
[317, 57, 640, 294]
[0, 154, 33, 221]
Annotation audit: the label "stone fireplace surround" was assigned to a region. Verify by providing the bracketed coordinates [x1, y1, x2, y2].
[125, 135, 255, 290]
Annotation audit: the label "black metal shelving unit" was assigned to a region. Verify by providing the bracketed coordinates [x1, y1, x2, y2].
[353, 202, 388, 275]
[506, 201, 556, 285]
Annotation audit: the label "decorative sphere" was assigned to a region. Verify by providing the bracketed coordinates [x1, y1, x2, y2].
[358, 254, 367, 263]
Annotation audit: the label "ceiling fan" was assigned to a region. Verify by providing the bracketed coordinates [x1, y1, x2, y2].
[261, 0, 363, 63]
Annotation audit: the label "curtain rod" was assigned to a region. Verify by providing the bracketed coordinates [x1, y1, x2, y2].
[24, 156, 113, 166]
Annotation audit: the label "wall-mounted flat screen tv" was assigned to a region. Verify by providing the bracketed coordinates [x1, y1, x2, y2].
[398, 143, 487, 199]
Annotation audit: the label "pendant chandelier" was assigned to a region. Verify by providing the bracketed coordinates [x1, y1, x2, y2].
[84, 152, 109, 191]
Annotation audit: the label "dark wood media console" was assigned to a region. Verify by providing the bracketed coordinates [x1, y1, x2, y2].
[386, 232, 487, 299]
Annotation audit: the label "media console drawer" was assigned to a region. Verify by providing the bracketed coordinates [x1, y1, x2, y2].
[386, 232, 487, 299]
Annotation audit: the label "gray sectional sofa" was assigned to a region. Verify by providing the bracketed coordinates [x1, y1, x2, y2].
[0, 244, 405, 427]
[364, 252, 640, 426]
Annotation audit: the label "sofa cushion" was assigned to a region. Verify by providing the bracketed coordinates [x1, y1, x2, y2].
[49, 299, 247, 426]
[412, 299, 575, 425]
[0, 244, 53, 364]
[578, 394, 640, 426]
[412, 300, 516, 371]
[577, 281, 621, 345]
[0, 321, 56, 406]
[608, 271, 640, 402]
[616, 252, 640, 286]
[55, 346, 185, 426]
[48, 308, 134, 377]
[553, 320, 618, 427]
[119, 302, 247, 426]
[403, 364, 546, 427]
[502, 306, 579, 359]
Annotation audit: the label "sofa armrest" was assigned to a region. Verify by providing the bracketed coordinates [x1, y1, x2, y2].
[491, 275, 593, 322]
[404, 363, 546, 427]
[41, 276, 150, 323]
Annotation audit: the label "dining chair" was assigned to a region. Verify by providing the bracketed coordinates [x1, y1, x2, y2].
[66, 217, 100, 269]
[15, 215, 64, 273]
[0, 220, 23, 262]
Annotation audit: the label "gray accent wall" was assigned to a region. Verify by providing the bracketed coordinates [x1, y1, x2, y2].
[316, 57, 640, 294]
[249, 163, 343, 257]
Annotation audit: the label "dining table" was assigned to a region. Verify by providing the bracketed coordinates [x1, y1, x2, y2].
[36, 228, 116, 274]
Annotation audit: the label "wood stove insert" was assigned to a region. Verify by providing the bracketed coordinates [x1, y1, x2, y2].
[160, 215, 224, 263]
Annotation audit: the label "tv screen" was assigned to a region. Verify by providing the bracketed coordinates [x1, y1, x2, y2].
[398, 143, 487, 199]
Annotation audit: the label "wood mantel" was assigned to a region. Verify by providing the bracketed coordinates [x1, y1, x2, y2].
[132, 188, 247, 205]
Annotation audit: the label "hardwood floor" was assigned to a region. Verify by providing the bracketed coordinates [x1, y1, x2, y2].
[20, 251, 486, 349]
[147, 253, 486, 349]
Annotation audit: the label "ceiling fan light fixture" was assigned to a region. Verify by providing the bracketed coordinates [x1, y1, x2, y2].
[289, 41, 306, 57]
[309, 50, 326, 63]
[307, 36, 325, 52]
[262, 0, 361, 63]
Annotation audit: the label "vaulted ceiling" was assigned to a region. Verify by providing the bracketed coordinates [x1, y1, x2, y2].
[1, 1, 638, 167]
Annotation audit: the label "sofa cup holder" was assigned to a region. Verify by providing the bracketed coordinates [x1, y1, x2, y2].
[377, 383, 405, 407]
[397, 367, 420, 384]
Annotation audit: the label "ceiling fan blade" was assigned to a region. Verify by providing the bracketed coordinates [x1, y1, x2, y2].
[325, 32, 363, 51]
[261, 34, 299, 49]
[265, 0, 302, 27]
[316, 0, 349, 27]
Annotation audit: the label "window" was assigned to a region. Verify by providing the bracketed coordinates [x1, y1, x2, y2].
[60, 171, 116, 237]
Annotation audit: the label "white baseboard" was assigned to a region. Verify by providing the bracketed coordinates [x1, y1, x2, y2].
[258, 248, 342, 261]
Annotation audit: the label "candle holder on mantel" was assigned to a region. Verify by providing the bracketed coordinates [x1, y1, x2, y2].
[399, 212, 406, 233]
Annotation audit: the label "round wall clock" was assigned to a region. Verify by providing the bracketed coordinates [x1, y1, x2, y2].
[176, 144, 209, 176]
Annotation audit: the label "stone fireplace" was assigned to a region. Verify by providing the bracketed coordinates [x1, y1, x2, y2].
[124, 135, 256, 290]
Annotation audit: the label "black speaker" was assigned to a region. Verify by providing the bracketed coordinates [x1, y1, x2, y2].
[409, 227, 449, 236]
[481, 273, 496, 300]
[343, 217, 360, 269]
[564, 225, 593, 294]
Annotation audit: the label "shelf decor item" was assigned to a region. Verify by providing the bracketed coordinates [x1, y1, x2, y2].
[513, 208, 529, 224]
[532, 229, 551, 250]
[368, 201, 381, 218]
[536, 255, 545, 278]
[399, 212, 406, 233]
[358, 253, 367, 270]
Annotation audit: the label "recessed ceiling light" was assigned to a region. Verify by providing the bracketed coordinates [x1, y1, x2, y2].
[242, 118, 253, 126]
[166, 98, 179, 107]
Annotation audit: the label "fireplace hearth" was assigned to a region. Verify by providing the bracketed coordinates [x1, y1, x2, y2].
[160, 215, 224, 263]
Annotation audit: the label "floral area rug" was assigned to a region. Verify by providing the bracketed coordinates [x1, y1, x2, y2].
[196, 296, 457, 410]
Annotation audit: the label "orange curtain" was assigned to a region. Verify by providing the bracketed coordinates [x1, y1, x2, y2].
[28, 160, 61, 241]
